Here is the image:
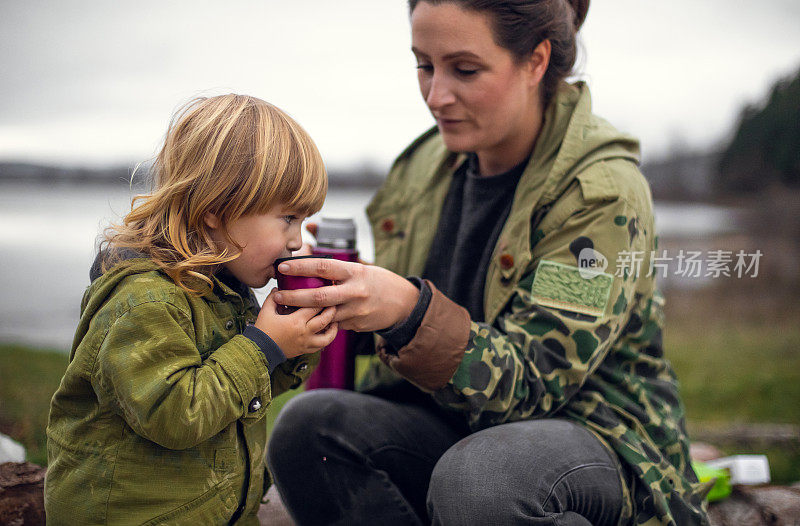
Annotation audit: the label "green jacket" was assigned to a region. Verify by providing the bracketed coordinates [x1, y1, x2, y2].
[361, 82, 710, 525]
[45, 258, 317, 525]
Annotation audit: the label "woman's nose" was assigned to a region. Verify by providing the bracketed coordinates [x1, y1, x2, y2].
[425, 73, 456, 111]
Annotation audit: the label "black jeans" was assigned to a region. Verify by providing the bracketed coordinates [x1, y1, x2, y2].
[267, 388, 626, 526]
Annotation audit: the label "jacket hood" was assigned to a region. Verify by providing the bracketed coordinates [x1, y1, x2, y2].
[80, 250, 169, 333]
[89, 247, 145, 283]
[528, 81, 640, 207]
[72, 248, 258, 364]
[68, 251, 165, 359]
[83, 249, 251, 325]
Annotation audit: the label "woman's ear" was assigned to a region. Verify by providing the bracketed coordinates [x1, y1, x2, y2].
[203, 212, 221, 230]
[527, 39, 551, 87]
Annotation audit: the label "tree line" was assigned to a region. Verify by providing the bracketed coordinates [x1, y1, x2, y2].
[718, 67, 800, 193]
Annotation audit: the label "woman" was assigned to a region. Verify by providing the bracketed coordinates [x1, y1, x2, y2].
[268, 1, 710, 524]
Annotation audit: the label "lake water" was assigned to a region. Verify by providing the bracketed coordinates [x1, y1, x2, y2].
[0, 181, 737, 351]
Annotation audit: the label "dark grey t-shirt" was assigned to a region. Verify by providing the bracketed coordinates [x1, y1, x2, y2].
[422, 153, 527, 321]
[377, 153, 528, 352]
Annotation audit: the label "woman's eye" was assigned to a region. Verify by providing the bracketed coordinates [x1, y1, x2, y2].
[456, 67, 478, 76]
[416, 63, 433, 73]
[283, 215, 297, 225]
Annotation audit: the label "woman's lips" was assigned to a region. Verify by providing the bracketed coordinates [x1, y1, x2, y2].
[437, 118, 464, 130]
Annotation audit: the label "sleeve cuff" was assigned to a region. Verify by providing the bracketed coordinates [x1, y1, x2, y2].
[378, 280, 471, 391]
[243, 325, 287, 374]
[376, 277, 432, 352]
[213, 335, 271, 422]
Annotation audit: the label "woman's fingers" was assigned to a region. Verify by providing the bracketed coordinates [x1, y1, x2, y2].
[272, 262, 416, 333]
[327, 302, 360, 325]
[274, 284, 346, 309]
[277, 257, 353, 281]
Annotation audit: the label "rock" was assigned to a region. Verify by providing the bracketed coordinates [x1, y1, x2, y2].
[0, 434, 26, 463]
[0, 462, 46, 526]
[708, 485, 800, 526]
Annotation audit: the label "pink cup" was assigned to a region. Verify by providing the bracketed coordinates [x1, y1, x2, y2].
[273, 255, 332, 315]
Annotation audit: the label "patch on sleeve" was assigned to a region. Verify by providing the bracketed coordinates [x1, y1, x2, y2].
[531, 260, 613, 317]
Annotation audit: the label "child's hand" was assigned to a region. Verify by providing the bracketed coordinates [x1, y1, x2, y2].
[256, 289, 338, 359]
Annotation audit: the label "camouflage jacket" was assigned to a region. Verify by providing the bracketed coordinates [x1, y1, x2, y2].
[361, 82, 710, 525]
[45, 258, 317, 525]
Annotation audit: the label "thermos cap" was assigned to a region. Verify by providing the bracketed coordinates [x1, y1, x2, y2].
[316, 217, 356, 249]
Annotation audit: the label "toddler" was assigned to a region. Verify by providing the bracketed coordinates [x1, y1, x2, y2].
[45, 94, 334, 525]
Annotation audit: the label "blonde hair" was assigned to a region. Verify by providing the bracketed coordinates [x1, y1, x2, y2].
[103, 94, 327, 292]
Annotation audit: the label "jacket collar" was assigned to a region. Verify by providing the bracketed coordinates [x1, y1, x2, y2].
[90, 248, 251, 304]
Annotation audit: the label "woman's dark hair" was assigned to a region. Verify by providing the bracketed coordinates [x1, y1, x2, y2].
[409, 0, 589, 103]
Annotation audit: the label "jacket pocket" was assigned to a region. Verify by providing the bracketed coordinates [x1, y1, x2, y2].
[105, 426, 242, 525]
[141, 479, 237, 526]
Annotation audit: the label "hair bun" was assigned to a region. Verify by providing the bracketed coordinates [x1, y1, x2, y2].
[567, 0, 589, 31]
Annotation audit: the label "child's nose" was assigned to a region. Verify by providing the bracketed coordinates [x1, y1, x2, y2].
[287, 231, 303, 252]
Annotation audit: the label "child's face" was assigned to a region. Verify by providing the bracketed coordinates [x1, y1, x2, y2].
[206, 206, 306, 288]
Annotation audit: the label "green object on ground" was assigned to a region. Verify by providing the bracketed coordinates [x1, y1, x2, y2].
[692, 461, 732, 502]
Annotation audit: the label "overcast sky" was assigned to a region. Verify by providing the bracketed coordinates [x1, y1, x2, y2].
[1, 0, 799, 170]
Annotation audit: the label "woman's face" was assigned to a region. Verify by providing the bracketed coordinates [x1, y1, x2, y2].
[411, 2, 542, 159]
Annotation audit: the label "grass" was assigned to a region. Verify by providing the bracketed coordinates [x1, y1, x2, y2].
[664, 282, 800, 424]
[2, 285, 799, 483]
[668, 320, 800, 424]
[668, 322, 800, 484]
[662, 283, 800, 485]
[0, 344, 68, 466]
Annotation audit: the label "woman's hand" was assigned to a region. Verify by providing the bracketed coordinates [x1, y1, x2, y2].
[256, 289, 338, 358]
[272, 258, 420, 332]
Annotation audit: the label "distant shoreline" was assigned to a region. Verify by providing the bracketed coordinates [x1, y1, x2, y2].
[3, 159, 797, 204]
[0, 161, 385, 190]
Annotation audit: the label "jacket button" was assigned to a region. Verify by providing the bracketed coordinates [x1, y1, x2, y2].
[499, 253, 514, 270]
[297, 364, 308, 372]
[381, 218, 395, 233]
[225, 320, 234, 330]
[248, 398, 262, 412]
